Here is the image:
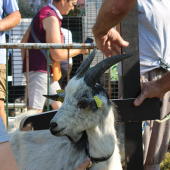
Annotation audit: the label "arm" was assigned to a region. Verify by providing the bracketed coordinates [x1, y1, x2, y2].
[42, 16, 88, 61]
[93, 0, 136, 37]
[0, 141, 19, 170]
[0, 10, 21, 31]
[134, 72, 170, 106]
[92, 0, 136, 57]
[21, 25, 31, 61]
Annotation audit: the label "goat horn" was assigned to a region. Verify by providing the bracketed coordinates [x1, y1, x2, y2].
[43, 92, 65, 101]
[84, 54, 134, 87]
[75, 48, 97, 78]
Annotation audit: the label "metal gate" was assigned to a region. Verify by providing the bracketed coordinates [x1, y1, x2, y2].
[3, 0, 119, 118]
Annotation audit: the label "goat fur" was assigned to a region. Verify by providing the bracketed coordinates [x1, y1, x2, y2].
[8, 76, 123, 170]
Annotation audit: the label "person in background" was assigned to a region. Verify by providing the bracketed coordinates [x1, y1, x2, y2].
[93, 0, 170, 169]
[21, 0, 88, 131]
[0, 0, 21, 129]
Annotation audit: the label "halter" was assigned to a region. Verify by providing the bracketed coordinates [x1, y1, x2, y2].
[85, 142, 115, 164]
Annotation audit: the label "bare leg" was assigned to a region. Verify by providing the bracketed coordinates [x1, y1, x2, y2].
[0, 99, 6, 129]
[51, 101, 62, 110]
[22, 107, 42, 131]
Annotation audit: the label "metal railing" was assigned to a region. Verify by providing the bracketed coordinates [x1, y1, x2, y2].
[0, 43, 97, 126]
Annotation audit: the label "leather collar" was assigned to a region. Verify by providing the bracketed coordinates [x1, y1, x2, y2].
[85, 142, 114, 163]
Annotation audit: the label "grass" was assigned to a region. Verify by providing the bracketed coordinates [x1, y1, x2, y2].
[122, 145, 170, 170]
[160, 146, 170, 170]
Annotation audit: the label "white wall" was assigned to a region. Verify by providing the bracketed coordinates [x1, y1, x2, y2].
[10, 18, 32, 86]
[83, 0, 104, 67]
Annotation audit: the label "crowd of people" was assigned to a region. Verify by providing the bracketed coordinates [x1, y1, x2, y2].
[0, 0, 170, 169]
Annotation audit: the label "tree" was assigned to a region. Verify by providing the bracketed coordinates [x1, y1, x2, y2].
[18, 0, 36, 18]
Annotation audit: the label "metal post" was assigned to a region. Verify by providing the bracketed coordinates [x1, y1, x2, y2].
[88, 49, 91, 70]
[26, 49, 29, 110]
[88, 49, 90, 55]
[108, 68, 111, 99]
[0, 43, 97, 50]
[67, 49, 70, 83]
[6, 49, 8, 128]
[120, 2, 143, 170]
[47, 50, 50, 111]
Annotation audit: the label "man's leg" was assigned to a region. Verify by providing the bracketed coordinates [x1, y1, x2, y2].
[23, 72, 47, 131]
[23, 72, 62, 131]
[142, 69, 170, 170]
[49, 76, 62, 110]
[119, 70, 170, 170]
[51, 101, 62, 110]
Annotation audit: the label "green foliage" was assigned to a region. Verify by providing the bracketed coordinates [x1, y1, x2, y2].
[67, 4, 85, 16]
[110, 64, 118, 81]
[160, 151, 170, 170]
[66, 5, 80, 16]
[18, 0, 36, 18]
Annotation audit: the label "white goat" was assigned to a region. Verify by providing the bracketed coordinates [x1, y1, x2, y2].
[9, 49, 132, 170]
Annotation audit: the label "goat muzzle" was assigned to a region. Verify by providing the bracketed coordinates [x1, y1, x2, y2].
[49, 122, 58, 134]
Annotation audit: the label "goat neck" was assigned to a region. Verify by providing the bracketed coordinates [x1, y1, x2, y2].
[86, 104, 122, 169]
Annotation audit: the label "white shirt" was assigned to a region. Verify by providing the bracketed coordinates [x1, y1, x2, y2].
[61, 28, 73, 65]
[117, 0, 170, 75]
[0, 0, 19, 64]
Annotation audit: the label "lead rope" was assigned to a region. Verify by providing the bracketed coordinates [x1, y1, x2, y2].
[155, 113, 170, 123]
[155, 59, 170, 123]
[155, 113, 170, 151]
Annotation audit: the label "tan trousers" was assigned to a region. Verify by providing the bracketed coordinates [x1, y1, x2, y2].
[118, 68, 170, 170]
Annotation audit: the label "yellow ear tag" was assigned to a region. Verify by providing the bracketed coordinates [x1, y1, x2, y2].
[94, 96, 102, 107]
[57, 96, 64, 103]
[56, 90, 65, 94]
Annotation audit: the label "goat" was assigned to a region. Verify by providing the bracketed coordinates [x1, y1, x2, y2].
[9, 49, 133, 170]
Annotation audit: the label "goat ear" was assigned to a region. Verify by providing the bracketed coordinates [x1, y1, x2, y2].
[43, 92, 65, 103]
[86, 98, 98, 112]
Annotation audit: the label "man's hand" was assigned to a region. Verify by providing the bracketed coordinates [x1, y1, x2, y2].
[134, 80, 164, 106]
[93, 27, 129, 58]
[75, 158, 91, 170]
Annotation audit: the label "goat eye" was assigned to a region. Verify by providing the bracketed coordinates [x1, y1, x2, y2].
[77, 101, 88, 109]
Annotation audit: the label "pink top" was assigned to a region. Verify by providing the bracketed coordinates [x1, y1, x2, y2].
[23, 6, 64, 74]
